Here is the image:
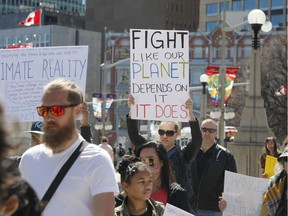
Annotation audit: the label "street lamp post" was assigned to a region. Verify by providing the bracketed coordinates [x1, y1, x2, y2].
[101, 27, 107, 136]
[219, 4, 227, 147]
[232, 9, 273, 177]
[200, 74, 209, 124]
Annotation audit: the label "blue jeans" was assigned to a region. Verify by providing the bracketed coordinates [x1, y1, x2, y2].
[196, 209, 222, 216]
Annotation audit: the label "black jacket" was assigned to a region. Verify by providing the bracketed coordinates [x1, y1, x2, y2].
[189, 143, 237, 212]
[80, 125, 92, 143]
[168, 182, 190, 212]
[126, 115, 202, 199]
[115, 181, 190, 212]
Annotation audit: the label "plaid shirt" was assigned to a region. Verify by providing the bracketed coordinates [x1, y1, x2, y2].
[263, 169, 287, 215]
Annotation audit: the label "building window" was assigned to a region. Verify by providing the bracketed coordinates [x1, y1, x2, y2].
[243, 47, 251, 58]
[271, 13, 283, 27]
[206, 3, 217, 16]
[191, 92, 201, 111]
[118, 91, 129, 108]
[193, 47, 203, 58]
[228, 47, 234, 59]
[119, 38, 129, 46]
[118, 113, 127, 129]
[219, 47, 228, 58]
[259, 0, 268, 9]
[117, 68, 129, 85]
[190, 66, 204, 85]
[205, 47, 209, 58]
[271, 0, 283, 8]
[244, 0, 256, 11]
[243, 38, 251, 45]
[192, 38, 204, 45]
[237, 47, 242, 58]
[115, 47, 129, 59]
[220, 2, 229, 12]
[206, 21, 217, 32]
[232, 0, 241, 11]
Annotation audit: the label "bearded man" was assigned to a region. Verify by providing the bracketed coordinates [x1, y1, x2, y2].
[19, 78, 118, 216]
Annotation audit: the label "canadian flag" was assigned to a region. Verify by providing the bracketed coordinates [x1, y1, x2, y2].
[18, 10, 41, 26]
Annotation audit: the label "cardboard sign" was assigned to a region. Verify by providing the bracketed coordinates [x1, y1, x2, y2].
[164, 203, 194, 216]
[223, 171, 269, 216]
[264, 155, 278, 178]
[0, 46, 88, 122]
[130, 29, 190, 122]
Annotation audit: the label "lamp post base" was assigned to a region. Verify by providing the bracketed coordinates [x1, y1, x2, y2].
[232, 97, 273, 177]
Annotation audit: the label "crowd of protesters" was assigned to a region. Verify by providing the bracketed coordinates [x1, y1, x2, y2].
[0, 78, 287, 216]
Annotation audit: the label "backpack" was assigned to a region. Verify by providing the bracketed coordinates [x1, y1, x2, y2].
[118, 147, 125, 157]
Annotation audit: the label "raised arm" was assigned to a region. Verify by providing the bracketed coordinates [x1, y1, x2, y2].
[126, 95, 147, 151]
[80, 102, 93, 143]
[182, 98, 202, 163]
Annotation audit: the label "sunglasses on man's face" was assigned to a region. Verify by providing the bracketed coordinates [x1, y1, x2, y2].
[158, 129, 175, 137]
[36, 104, 78, 117]
[201, 127, 217, 133]
[141, 158, 155, 167]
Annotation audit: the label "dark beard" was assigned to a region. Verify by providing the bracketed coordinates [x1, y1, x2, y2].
[43, 120, 76, 149]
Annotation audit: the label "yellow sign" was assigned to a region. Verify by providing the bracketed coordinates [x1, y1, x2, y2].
[264, 155, 278, 178]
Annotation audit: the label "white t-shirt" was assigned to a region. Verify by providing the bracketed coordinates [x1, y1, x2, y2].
[19, 135, 119, 216]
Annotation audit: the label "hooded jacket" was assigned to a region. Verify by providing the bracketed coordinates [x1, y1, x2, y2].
[114, 197, 164, 216]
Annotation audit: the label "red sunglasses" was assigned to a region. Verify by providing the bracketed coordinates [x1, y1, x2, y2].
[36, 104, 78, 117]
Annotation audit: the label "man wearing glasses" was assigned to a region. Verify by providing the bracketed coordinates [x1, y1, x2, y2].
[19, 78, 118, 216]
[126, 95, 202, 212]
[189, 118, 237, 216]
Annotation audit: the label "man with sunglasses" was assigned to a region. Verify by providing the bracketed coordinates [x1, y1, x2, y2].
[189, 118, 237, 216]
[126, 95, 202, 212]
[19, 78, 118, 216]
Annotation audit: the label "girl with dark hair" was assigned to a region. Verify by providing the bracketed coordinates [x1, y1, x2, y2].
[136, 141, 190, 212]
[0, 159, 41, 216]
[259, 137, 282, 178]
[115, 156, 164, 216]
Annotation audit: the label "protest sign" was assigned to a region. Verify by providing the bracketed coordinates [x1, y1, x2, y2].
[223, 171, 269, 216]
[264, 155, 278, 178]
[0, 46, 88, 122]
[164, 203, 194, 216]
[130, 29, 189, 122]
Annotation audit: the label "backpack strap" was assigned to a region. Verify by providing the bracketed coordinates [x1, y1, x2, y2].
[40, 140, 89, 211]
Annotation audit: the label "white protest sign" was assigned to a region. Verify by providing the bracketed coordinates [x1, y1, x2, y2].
[130, 29, 189, 122]
[223, 171, 269, 216]
[0, 46, 88, 122]
[164, 203, 194, 216]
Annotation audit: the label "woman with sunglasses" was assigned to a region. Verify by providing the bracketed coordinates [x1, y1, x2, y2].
[259, 137, 282, 178]
[138, 141, 190, 212]
[115, 142, 190, 212]
[115, 156, 165, 216]
[126, 95, 202, 208]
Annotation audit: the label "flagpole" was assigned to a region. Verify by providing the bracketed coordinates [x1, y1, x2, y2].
[219, 1, 226, 147]
[39, 3, 42, 47]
